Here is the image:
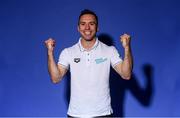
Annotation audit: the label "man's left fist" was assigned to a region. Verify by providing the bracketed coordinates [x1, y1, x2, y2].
[120, 33, 131, 48]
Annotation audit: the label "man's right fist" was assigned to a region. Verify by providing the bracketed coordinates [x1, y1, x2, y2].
[44, 38, 56, 51]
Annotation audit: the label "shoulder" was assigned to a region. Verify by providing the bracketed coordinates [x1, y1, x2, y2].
[98, 40, 116, 52]
[61, 42, 79, 55]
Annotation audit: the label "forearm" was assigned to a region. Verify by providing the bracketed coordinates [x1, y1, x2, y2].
[47, 51, 61, 83]
[121, 47, 133, 79]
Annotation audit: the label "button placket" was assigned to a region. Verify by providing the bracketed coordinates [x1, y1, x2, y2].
[86, 52, 91, 66]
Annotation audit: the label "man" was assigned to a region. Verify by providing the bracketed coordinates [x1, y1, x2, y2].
[44, 9, 133, 117]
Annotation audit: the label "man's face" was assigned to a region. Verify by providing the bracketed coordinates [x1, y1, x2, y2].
[78, 14, 98, 41]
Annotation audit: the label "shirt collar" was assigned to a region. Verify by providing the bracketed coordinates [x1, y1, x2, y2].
[78, 37, 99, 52]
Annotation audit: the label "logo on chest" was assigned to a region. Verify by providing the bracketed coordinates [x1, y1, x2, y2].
[74, 58, 80, 63]
[95, 58, 107, 64]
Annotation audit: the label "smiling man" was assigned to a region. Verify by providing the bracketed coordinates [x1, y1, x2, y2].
[44, 9, 133, 117]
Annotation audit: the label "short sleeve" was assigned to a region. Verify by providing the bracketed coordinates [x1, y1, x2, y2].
[58, 48, 70, 69]
[110, 46, 123, 67]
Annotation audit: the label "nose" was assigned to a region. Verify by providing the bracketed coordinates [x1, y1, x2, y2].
[85, 24, 90, 30]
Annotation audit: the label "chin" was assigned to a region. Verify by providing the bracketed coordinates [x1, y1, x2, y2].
[83, 36, 96, 41]
[84, 38, 94, 41]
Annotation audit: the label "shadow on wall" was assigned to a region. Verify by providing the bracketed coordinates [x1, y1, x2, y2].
[64, 70, 70, 110]
[99, 33, 154, 117]
[63, 33, 154, 117]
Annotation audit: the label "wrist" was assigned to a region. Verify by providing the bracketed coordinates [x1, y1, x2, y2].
[124, 46, 131, 51]
[47, 50, 54, 55]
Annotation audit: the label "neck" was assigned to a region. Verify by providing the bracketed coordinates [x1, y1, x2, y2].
[81, 37, 96, 51]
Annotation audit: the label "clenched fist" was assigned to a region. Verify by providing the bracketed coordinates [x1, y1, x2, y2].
[44, 38, 56, 51]
[120, 34, 131, 49]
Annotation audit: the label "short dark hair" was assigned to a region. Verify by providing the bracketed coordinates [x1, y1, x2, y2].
[78, 9, 98, 25]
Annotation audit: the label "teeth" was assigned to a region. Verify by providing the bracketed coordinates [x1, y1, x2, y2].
[85, 31, 90, 35]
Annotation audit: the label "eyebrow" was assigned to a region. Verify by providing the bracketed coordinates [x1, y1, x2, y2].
[79, 21, 97, 24]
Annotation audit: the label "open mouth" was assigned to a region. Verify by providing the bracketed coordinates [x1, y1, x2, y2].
[84, 31, 91, 35]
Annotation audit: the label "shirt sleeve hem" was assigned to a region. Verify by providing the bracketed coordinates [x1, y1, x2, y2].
[58, 62, 69, 70]
[112, 60, 122, 68]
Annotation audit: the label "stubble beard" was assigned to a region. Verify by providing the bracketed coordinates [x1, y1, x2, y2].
[82, 33, 96, 42]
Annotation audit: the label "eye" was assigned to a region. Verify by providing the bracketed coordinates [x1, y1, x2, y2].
[90, 22, 95, 26]
[80, 22, 85, 26]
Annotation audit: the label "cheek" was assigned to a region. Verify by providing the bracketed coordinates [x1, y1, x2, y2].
[78, 26, 84, 30]
[90, 26, 96, 31]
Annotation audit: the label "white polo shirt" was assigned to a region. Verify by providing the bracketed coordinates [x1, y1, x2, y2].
[58, 37, 122, 117]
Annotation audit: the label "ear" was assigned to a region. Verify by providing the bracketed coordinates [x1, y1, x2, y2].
[77, 25, 80, 32]
[97, 26, 99, 32]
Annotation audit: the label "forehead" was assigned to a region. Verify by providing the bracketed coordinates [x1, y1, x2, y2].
[79, 14, 96, 22]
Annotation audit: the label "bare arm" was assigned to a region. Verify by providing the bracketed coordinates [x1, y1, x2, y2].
[45, 38, 67, 84]
[114, 34, 133, 80]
